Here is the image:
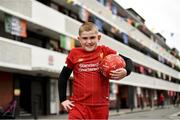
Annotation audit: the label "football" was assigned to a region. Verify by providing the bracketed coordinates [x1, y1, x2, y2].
[99, 54, 126, 79]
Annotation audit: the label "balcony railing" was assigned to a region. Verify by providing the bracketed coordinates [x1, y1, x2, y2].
[0, 37, 66, 75]
[74, 0, 179, 67]
[111, 72, 180, 92]
[0, 0, 179, 79]
[0, 37, 179, 92]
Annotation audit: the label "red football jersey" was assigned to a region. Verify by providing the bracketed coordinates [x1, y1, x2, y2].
[66, 45, 116, 105]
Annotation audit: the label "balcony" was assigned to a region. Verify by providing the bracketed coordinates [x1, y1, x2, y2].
[0, 37, 66, 76]
[0, 0, 179, 79]
[0, 37, 179, 92]
[73, 0, 179, 67]
[111, 72, 180, 92]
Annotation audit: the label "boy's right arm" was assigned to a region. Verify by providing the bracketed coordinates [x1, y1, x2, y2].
[58, 66, 74, 111]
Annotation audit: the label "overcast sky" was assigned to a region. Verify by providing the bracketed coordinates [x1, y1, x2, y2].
[115, 0, 180, 52]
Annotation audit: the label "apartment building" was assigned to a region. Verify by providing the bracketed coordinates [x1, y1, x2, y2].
[0, 0, 179, 117]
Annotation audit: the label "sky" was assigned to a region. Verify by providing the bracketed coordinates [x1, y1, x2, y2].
[114, 0, 180, 52]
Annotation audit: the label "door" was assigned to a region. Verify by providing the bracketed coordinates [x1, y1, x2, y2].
[31, 80, 44, 115]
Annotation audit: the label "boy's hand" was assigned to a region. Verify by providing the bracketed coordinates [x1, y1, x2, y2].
[109, 68, 127, 80]
[61, 100, 75, 112]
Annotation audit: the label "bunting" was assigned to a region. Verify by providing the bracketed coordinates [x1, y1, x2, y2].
[122, 32, 129, 44]
[127, 18, 134, 25]
[157, 71, 161, 78]
[60, 35, 75, 50]
[5, 14, 27, 38]
[162, 73, 166, 80]
[142, 24, 147, 31]
[60, 34, 66, 49]
[134, 22, 141, 28]
[112, 5, 117, 15]
[79, 7, 89, 22]
[94, 17, 104, 32]
[66, 0, 73, 4]
[96, 0, 106, 5]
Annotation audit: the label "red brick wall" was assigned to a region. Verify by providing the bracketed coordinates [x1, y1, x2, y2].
[0, 71, 13, 107]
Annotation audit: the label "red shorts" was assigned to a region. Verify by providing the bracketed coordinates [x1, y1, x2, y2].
[68, 103, 109, 120]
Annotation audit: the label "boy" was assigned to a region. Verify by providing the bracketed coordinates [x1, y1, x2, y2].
[58, 22, 133, 119]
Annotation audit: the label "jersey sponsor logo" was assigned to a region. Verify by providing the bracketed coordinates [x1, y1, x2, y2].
[79, 63, 99, 72]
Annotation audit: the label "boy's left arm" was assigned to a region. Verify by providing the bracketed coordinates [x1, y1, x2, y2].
[119, 54, 133, 76]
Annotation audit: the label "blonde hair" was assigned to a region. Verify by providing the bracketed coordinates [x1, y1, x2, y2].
[79, 22, 98, 35]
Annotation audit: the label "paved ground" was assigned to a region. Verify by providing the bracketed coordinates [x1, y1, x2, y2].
[17, 106, 178, 120]
[110, 107, 180, 120]
[37, 107, 153, 119]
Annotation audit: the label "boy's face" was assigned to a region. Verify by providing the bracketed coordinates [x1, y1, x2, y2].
[78, 30, 101, 52]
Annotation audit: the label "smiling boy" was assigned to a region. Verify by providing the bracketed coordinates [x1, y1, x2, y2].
[58, 22, 133, 119]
